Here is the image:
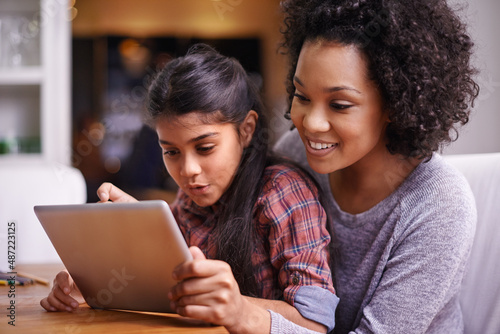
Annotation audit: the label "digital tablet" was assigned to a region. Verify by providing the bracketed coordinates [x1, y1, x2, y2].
[34, 200, 192, 313]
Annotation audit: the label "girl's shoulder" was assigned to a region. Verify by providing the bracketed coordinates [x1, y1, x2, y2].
[263, 163, 314, 184]
[260, 163, 320, 198]
[255, 163, 326, 230]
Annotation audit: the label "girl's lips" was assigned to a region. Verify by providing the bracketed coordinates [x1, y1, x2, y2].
[305, 139, 338, 157]
[186, 184, 210, 196]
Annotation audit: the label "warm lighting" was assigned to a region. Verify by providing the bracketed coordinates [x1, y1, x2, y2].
[68, 7, 78, 21]
[118, 38, 151, 77]
[68, 0, 78, 21]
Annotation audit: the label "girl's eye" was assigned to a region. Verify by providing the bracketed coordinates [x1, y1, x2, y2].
[163, 149, 179, 157]
[197, 146, 215, 154]
[293, 93, 309, 102]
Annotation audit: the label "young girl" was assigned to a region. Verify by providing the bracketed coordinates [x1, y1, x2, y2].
[271, 0, 479, 333]
[41, 44, 338, 333]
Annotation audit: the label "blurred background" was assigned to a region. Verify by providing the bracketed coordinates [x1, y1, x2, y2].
[0, 0, 499, 265]
[70, 0, 291, 202]
[70, 0, 500, 203]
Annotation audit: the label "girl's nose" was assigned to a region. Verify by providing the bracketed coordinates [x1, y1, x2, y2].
[180, 154, 202, 178]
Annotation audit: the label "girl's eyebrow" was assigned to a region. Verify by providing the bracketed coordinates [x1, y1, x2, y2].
[159, 132, 219, 146]
[293, 75, 362, 95]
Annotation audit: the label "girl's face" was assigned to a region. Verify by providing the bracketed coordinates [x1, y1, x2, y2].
[290, 39, 390, 174]
[156, 111, 255, 207]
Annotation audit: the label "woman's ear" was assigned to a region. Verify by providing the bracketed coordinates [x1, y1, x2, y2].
[239, 110, 258, 148]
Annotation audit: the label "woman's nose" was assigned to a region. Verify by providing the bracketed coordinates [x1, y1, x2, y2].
[302, 106, 331, 133]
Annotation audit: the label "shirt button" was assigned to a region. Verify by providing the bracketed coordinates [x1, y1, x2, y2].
[291, 273, 301, 285]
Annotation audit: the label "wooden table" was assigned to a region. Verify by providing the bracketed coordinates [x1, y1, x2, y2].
[0, 263, 228, 333]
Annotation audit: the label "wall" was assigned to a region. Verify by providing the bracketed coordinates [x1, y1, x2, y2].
[72, 0, 499, 154]
[72, 0, 291, 137]
[444, 0, 500, 155]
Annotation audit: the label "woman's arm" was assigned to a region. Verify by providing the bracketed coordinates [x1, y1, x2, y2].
[255, 193, 476, 334]
[349, 206, 475, 333]
[246, 297, 327, 333]
[335, 166, 476, 333]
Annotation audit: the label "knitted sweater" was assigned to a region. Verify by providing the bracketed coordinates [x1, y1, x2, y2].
[271, 129, 476, 334]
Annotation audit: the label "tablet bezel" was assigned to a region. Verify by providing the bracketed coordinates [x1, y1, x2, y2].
[34, 200, 192, 313]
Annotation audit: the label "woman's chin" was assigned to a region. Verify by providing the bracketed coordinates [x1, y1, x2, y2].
[306, 156, 336, 175]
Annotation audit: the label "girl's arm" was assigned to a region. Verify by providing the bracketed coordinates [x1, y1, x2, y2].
[169, 247, 327, 334]
[257, 166, 337, 331]
[96, 182, 138, 202]
[40, 270, 84, 312]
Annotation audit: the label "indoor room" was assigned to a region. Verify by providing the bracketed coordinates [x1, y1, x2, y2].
[1, 0, 499, 333]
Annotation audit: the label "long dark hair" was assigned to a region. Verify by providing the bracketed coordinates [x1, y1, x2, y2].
[146, 44, 271, 297]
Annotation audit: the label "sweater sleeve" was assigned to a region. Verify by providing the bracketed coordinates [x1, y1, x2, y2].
[269, 310, 325, 334]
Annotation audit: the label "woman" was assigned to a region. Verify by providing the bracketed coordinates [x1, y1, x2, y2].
[272, 0, 479, 333]
[41, 44, 338, 333]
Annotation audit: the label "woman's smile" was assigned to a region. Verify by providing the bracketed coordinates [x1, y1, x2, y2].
[306, 139, 339, 157]
[290, 39, 390, 175]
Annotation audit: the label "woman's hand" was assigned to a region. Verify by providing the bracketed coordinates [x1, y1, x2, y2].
[169, 246, 270, 334]
[40, 270, 84, 312]
[96, 182, 138, 203]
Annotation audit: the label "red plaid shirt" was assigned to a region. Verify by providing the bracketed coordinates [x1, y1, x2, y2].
[170, 164, 335, 305]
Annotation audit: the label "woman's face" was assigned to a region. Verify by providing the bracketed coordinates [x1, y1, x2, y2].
[290, 39, 390, 174]
[156, 112, 247, 207]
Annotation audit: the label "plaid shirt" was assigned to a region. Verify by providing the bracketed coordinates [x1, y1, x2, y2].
[170, 164, 335, 305]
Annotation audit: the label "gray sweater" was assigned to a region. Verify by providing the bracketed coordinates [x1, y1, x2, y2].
[271, 129, 476, 334]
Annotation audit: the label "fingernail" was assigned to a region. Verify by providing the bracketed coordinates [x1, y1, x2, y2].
[71, 302, 78, 308]
[66, 306, 73, 312]
[49, 306, 56, 312]
[64, 287, 70, 294]
[167, 291, 172, 300]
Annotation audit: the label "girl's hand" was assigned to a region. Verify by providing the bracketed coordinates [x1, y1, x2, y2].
[96, 182, 138, 203]
[40, 270, 84, 312]
[169, 246, 270, 333]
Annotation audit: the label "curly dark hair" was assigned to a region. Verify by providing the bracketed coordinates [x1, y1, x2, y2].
[280, 0, 480, 158]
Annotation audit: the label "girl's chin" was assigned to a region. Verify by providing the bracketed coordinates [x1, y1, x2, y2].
[191, 197, 217, 208]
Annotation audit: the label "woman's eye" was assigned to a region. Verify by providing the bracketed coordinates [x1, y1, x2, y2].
[331, 103, 353, 110]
